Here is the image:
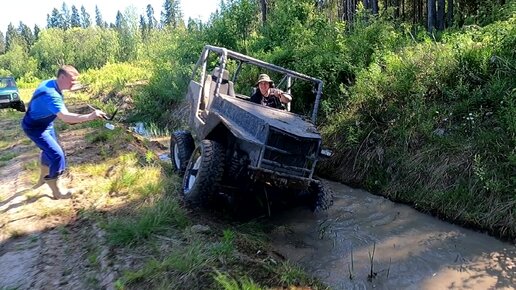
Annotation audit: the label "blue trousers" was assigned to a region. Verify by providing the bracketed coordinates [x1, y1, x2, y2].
[24, 125, 66, 179]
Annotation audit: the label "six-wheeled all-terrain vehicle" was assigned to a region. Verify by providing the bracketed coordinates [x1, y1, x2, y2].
[0, 76, 25, 112]
[170, 45, 333, 212]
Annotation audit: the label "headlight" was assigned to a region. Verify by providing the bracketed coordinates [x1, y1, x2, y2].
[320, 148, 333, 158]
[12, 93, 19, 100]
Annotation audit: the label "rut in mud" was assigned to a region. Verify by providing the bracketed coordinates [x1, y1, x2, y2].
[269, 180, 516, 290]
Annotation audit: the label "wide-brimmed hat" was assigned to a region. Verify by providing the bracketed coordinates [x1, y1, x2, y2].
[255, 74, 274, 86]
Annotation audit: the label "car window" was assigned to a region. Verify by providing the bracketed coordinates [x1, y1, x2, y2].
[0, 78, 16, 88]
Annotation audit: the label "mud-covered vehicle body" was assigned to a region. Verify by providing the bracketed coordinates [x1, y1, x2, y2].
[0, 76, 25, 112]
[171, 45, 332, 211]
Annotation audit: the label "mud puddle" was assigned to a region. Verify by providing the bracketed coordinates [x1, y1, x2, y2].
[269, 180, 515, 290]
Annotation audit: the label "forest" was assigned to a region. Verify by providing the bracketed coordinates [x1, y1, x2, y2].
[1, 0, 514, 241]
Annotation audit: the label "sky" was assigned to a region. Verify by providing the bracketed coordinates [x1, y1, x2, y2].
[1, 0, 220, 34]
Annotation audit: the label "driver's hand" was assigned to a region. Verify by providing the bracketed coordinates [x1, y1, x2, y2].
[269, 88, 282, 97]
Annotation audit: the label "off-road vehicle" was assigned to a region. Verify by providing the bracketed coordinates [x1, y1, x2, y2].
[170, 45, 332, 212]
[0, 76, 25, 112]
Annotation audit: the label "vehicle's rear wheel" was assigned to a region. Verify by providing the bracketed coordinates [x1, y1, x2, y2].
[308, 180, 334, 212]
[170, 131, 194, 176]
[182, 140, 225, 205]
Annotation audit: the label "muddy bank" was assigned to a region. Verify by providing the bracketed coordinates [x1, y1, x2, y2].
[269, 180, 516, 289]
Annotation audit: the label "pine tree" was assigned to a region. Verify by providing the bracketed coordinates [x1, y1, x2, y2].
[34, 25, 41, 41]
[140, 15, 147, 39]
[0, 31, 5, 54]
[95, 5, 104, 27]
[61, 2, 71, 29]
[81, 5, 91, 28]
[18, 22, 34, 49]
[71, 5, 81, 28]
[5, 23, 19, 51]
[48, 8, 62, 28]
[161, 0, 183, 28]
[115, 11, 125, 30]
[146, 4, 157, 29]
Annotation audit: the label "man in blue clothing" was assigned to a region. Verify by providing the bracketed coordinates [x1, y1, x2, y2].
[22, 65, 106, 199]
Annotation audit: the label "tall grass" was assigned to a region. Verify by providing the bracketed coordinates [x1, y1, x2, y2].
[321, 11, 516, 240]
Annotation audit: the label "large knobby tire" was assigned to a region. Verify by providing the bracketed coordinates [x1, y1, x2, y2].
[170, 131, 194, 176]
[182, 140, 225, 206]
[15, 101, 26, 112]
[309, 180, 334, 212]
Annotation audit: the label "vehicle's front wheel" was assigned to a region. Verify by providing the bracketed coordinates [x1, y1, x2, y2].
[14, 101, 25, 112]
[182, 140, 225, 205]
[308, 180, 334, 212]
[170, 131, 194, 176]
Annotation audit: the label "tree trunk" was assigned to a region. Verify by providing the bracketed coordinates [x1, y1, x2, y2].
[421, 0, 425, 25]
[413, 0, 417, 24]
[401, 0, 405, 20]
[447, 0, 453, 27]
[437, 0, 445, 30]
[428, 0, 436, 32]
[372, 0, 379, 14]
[260, 0, 267, 24]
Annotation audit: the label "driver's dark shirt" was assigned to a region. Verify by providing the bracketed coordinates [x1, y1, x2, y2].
[250, 90, 284, 109]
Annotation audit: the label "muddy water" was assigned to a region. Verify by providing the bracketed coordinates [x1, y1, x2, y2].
[270, 180, 516, 290]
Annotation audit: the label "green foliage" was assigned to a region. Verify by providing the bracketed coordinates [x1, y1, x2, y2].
[322, 10, 516, 239]
[80, 62, 151, 95]
[0, 43, 38, 79]
[206, 0, 260, 52]
[30, 28, 119, 77]
[131, 29, 205, 126]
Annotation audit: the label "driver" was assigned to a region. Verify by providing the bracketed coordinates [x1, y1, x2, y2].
[250, 74, 292, 109]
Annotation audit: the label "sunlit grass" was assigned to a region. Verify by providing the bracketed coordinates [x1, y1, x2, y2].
[214, 271, 263, 290]
[73, 161, 112, 177]
[36, 203, 74, 219]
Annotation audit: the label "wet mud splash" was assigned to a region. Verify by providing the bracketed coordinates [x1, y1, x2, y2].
[270, 180, 515, 289]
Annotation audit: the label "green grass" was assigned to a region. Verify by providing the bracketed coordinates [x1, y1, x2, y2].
[118, 241, 212, 286]
[85, 127, 124, 143]
[105, 195, 189, 246]
[214, 271, 263, 290]
[210, 229, 236, 259]
[0, 151, 18, 167]
[276, 261, 314, 286]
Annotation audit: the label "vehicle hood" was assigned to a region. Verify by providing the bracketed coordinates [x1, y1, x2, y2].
[0, 88, 18, 94]
[211, 94, 321, 142]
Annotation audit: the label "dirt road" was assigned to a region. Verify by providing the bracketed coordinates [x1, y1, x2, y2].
[270, 180, 516, 289]
[0, 114, 117, 289]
